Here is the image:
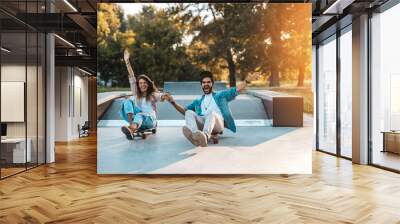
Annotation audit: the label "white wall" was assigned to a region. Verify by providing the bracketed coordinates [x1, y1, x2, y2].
[352, 14, 369, 164]
[55, 66, 69, 141]
[54, 66, 89, 141]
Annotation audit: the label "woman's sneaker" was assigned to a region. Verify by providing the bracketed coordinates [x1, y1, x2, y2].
[121, 126, 134, 140]
[182, 126, 199, 146]
[192, 131, 208, 147]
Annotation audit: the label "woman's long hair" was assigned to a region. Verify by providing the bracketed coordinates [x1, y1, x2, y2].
[136, 74, 158, 106]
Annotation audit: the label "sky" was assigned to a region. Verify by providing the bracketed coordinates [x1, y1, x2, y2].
[116, 3, 211, 22]
[117, 3, 171, 18]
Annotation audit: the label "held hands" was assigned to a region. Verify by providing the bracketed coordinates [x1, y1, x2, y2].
[161, 92, 174, 103]
[160, 93, 168, 102]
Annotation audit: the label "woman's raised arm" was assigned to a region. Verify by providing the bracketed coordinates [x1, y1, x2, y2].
[124, 49, 137, 96]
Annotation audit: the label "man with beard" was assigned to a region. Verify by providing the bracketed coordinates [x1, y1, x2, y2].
[166, 71, 259, 147]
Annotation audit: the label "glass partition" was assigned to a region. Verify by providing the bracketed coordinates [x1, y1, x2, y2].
[1, 31, 28, 177]
[339, 28, 352, 158]
[317, 35, 337, 154]
[0, 1, 46, 179]
[371, 4, 400, 171]
[27, 31, 38, 169]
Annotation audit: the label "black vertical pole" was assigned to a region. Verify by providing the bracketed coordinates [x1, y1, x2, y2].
[44, 0, 48, 164]
[367, 10, 373, 165]
[25, 0, 28, 171]
[336, 28, 341, 157]
[0, 20, 2, 179]
[316, 45, 320, 150]
[36, 0, 39, 167]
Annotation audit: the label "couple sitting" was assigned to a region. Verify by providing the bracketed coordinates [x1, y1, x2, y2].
[120, 49, 257, 147]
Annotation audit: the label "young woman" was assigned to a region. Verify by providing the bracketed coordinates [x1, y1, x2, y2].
[120, 49, 166, 140]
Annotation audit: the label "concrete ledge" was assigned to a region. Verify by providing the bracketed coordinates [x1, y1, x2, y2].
[97, 92, 130, 120]
[247, 90, 303, 127]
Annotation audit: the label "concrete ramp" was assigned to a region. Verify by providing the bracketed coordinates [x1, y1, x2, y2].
[99, 81, 269, 121]
[101, 94, 267, 120]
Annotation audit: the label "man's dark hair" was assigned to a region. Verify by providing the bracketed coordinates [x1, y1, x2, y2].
[199, 71, 214, 84]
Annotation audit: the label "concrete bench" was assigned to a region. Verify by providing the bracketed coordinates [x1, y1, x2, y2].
[248, 90, 303, 127]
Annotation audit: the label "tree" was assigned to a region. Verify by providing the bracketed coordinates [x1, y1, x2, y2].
[282, 4, 312, 86]
[97, 3, 312, 89]
[97, 3, 122, 86]
[125, 5, 200, 86]
[97, 3, 122, 47]
[186, 3, 263, 87]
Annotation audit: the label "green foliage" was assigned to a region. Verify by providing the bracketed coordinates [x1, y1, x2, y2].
[97, 3, 127, 86]
[186, 3, 264, 86]
[125, 6, 200, 86]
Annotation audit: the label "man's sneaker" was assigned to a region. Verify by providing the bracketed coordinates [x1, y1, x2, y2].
[121, 126, 134, 140]
[193, 131, 208, 147]
[182, 126, 199, 146]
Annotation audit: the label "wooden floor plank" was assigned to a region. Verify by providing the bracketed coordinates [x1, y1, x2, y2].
[0, 135, 400, 223]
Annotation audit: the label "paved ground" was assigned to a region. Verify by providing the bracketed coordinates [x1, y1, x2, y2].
[98, 126, 298, 174]
[97, 82, 312, 174]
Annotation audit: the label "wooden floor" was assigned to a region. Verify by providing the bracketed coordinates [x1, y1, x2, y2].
[1, 167, 26, 178]
[373, 151, 400, 171]
[1, 135, 400, 224]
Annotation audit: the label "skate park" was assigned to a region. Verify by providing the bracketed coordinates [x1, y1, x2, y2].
[97, 82, 312, 174]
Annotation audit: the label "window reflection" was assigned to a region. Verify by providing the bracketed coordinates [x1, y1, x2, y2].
[371, 3, 400, 171]
[318, 36, 337, 154]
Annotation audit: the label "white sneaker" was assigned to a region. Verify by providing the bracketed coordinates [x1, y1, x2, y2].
[193, 131, 208, 147]
[182, 126, 199, 146]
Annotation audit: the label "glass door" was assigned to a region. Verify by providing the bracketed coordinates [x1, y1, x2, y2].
[370, 4, 400, 171]
[339, 27, 352, 158]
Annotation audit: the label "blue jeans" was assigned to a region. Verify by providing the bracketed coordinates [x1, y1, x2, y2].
[119, 99, 156, 130]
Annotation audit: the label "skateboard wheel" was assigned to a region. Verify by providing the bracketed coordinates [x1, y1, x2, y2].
[152, 129, 156, 134]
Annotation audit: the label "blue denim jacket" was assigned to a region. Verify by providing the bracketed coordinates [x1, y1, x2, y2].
[185, 87, 239, 133]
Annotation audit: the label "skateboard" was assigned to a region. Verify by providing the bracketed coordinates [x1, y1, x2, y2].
[121, 126, 157, 140]
[133, 128, 157, 139]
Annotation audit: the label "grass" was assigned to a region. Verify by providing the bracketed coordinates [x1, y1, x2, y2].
[97, 86, 130, 93]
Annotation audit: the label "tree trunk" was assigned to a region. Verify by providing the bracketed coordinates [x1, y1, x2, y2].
[269, 30, 280, 87]
[226, 50, 236, 87]
[102, 76, 109, 87]
[297, 66, 305, 87]
[269, 64, 280, 87]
